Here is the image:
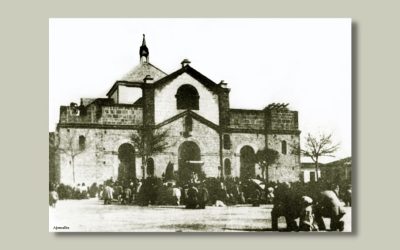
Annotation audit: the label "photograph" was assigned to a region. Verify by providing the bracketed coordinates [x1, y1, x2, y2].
[49, 18, 352, 232]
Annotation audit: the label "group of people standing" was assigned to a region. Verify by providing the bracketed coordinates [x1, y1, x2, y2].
[50, 172, 351, 232]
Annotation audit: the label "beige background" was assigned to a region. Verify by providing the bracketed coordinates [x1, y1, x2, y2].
[1, 0, 399, 249]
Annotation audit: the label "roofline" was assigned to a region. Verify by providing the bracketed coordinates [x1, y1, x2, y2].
[155, 110, 219, 131]
[106, 81, 143, 97]
[106, 62, 168, 97]
[152, 65, 222, 91]
[230, 108, 265, 113]
[147, 62, 168, 76]
[57, 123, 142, 130]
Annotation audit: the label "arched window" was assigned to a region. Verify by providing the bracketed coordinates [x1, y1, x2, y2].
[224, 158, 231, 176]
[281, 140, 287, 155]
[175, 84, 199, 110]
[79, 135, 86, 151]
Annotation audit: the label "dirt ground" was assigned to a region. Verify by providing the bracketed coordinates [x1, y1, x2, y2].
[49, 198, 352, 232]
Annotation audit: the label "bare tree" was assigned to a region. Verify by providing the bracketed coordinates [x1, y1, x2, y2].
[130, 128, 173, 177]
[255, 147, 280, 182]
[57, 130, 90, 184]
[49, 132, 59, 184]
[301, 133, 340, 182]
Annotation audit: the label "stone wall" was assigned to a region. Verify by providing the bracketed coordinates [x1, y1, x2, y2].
[57, 127, 143, 186]
[266, 133, 300, 182]
[229, 110, 265, 130]
[267, 109, 298, 131]
[98, 105, 143, 125]
[228, 133, 266, 178]
[59, 104, 143, 126]
[59, 105, 95, 124]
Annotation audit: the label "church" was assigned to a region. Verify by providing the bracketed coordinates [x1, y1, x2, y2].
[54, 35, 301, 186]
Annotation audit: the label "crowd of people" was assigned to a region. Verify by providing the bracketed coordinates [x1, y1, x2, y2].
[97, 173, 281, 208]
[49, 172, 351, 231]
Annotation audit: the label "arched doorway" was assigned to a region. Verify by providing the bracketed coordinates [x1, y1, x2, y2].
[178, 141, 202, 184]
[240, 146, 256, 180]
[118, 143, 136, 185]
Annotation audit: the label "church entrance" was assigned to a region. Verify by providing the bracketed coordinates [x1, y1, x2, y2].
[118, 143, 136, 185]
[240, 146, 256, 180]
[178, 141, 202, 184]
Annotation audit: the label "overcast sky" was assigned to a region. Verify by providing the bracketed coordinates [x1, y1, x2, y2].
[49, 18, 351, 163]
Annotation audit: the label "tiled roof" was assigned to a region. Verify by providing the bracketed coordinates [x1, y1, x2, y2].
[118, 62, 167, 83]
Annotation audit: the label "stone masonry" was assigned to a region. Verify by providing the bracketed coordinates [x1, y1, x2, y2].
[53, 37, 301, 186]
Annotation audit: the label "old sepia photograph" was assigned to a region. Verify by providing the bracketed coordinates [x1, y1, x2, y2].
[49, 18, 352, 232]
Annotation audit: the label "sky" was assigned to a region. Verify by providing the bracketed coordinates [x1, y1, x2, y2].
[49, 18, 351, 163]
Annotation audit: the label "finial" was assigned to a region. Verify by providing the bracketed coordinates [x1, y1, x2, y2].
[142, 34, 146, 46]
[181, 59, 191, 68]
[140, 34, 149, 63]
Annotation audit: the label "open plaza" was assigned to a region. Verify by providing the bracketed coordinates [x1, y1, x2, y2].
[49, 198, 351, 232]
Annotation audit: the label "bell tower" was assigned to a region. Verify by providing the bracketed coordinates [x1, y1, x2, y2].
[139, 34, 149, 64]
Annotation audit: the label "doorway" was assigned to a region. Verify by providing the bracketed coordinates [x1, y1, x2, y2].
[118, 143, 136, 185]
[178, 141, 202, 184]
[240, 145, 256, 180]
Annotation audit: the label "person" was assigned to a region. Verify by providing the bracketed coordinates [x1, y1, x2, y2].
[299, 196, 318, 231]
[136, 180, 146, 205]
[172, 184, 181, 205]
[314, 189, 346, 231]
[180, 185, 188, 206]
[186, 184, 198, 209]
[49, 183, 59, 208]
[252, 188, 261, 207]
[266, 187, 275, 204]
[217, 182, 228, 204]
[239, 191, 246, 204]
[344, 184, 352, 206]
[332, 184, 340, 198]
[197, 183, 209, 209]
[81, 182, 89, 199]
[103, 184, 114, 205]
[74, 184, 82, 199]
[123, 186, 132, 205]
[231, 183, 241, 204]
[98, 184, 104, 199]
[271, 182, 299, 231]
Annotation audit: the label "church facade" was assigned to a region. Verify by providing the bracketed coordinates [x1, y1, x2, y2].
[54, 35, 301, 186]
